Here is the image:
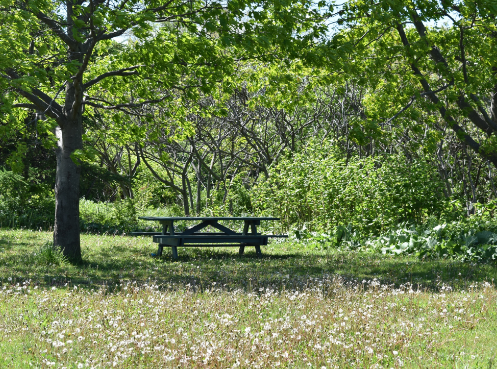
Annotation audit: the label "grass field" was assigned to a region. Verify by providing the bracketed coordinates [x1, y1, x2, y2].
[0, 229, 496, 368]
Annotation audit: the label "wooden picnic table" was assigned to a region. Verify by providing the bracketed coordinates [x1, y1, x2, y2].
[136, 216, 287, 259]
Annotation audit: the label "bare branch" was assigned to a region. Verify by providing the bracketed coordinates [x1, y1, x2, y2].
[83, 65, 143, 90]
[33, 11, 76, 48]
[12, 103, 39, 109]
[139, 146, 185, 193]
[84, 94, 169, 110]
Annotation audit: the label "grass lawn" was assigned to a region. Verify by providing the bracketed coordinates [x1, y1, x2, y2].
[0, 228, 496, 368]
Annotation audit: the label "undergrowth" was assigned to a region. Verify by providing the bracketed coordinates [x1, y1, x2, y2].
[292, 216, 497, 263]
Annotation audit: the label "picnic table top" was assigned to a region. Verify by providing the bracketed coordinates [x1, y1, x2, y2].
[139, 216, 280, 221]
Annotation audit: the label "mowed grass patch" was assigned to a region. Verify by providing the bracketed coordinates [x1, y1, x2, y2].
[0, 229, 496, 368]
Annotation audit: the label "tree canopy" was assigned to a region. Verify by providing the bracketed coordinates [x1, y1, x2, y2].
[334, 0, 497, 167]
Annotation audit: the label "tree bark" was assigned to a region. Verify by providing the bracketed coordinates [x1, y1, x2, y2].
[53, 49, 84, 260]
[53, 118, 83, 261]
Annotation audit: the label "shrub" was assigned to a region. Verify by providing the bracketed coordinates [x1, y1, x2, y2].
[0, 170, 55, 229]
[252, 141, 448, 235]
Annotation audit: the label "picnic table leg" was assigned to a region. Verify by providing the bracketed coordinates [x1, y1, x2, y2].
[239, 221, 250, 255]
[255, 245, 262, 257]
[168, 221, 179, 260]
[250, 221, 263, 257]
[155, 223, 169, 257]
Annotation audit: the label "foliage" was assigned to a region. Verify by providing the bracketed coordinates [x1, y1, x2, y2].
[0, 170, 55, 229]
[0, 169, 29, 201]
[367, 217, 497, 262]
[290, 213, 497, 263]
[253, 140, 448, 234]
[79, 198, 182, 234]
[336, 0, 497, 168]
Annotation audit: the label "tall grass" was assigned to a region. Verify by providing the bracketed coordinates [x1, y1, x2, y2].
[0, 230, 496, 368]
[1, 278, 495, 368]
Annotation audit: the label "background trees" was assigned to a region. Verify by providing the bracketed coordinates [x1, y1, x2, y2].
[336, 0, 497, 167]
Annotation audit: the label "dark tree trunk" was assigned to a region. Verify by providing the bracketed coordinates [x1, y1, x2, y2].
[196, 158, 201, 215]
[53, 122, 83, 260]
[53, 74, 84, 261]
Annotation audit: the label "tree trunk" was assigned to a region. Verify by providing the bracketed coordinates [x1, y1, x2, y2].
[196, 158, 201, 215]
[53, 76, 84, 261]
[53, 121, 83, 260]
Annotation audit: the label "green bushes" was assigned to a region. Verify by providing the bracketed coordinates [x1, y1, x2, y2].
[0, 170, 55, 229]
[80, 198, 142, 234]
[253, 142, 447, 234]
[79, 198, 178, 234]
[286, 215, 497, 262]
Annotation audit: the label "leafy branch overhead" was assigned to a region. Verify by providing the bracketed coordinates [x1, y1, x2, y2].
[1, 0, 328, 121]
[335, 0, 497, 167]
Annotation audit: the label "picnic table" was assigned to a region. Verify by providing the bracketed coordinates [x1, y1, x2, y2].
[135, 216, 287, 259]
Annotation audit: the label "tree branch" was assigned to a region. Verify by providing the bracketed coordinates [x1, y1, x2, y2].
[83, 65, 143, 90]
[33, 11, 76, 48]
[97, 29, 128, 41]
[84, 94, 169, 110]
[408, 10, 494, 136]
[139, 146, 185, 193]
[12, 103, 39, 109]
[395, 23, 483, 157]
[146, 0, 178, 13]
[5, 71, 64, 120]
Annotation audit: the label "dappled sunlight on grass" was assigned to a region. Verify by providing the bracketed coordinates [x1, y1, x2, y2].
[1, 229, 496, 293]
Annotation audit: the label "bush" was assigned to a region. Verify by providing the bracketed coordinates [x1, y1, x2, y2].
[364, 218, 497, 262]
[252, 141, 448, 235]
[79, 198, 182, 234]
[0, 170, 55, 229]
[79, 199, 139, 233]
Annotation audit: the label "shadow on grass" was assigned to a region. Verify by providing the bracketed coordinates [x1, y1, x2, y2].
[0, 238, 32, 250]
[0, 239, 11, 249]
[2, 236, 496, 293]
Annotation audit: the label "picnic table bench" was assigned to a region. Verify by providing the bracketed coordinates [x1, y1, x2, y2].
[135, 216, 287, 259]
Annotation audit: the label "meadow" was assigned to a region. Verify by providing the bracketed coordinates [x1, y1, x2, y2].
[1, 229, 496, 368]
